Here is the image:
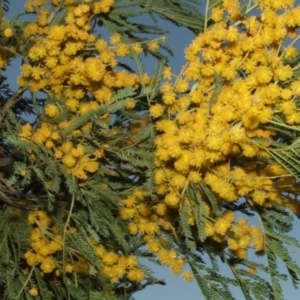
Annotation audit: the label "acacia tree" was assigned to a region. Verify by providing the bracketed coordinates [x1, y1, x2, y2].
[1, 0, 300, 299]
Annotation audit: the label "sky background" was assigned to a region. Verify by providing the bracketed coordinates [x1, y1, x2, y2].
[4, 1, 300, 299]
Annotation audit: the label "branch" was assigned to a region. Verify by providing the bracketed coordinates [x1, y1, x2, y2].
[0, 155, 14, 167]
[0, 87, 26, 123]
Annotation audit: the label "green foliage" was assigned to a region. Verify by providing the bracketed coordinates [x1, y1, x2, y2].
[2, 1, 300, 300]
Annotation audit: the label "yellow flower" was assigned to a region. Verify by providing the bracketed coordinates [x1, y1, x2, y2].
[248, 266, 257, 275]
[71, 145, 85, 158]
[28, 44, 48, 60]
[4, 28, 13, 38]
[252, 190, 267, 206]
[274, 64, 293, 81]
[165, 192, 180, 207]
[156, 202, 167, 216]
[241, 143, 258, 157]
[279, 100, 296, 115]
[116, 43, 130, 56]
[227, 26, 239, 42]
[19, 123, 32, 139]
[127, 269, 145, 282]
[48, 240, 62, 253]
[286, 112, 300, 125]
[65, 98, 79, 112]
[95, 39, 108, 52]
[95, 245, 106, 257]
[283, 46, 298, 60]
[182, 271, 193, 282]
[43, 55, 58, 68]
[125, 99, 136, 110]
[61, 141, 73, 154]
[131, 43, 143, 54]
[80, 160, 99, 172]
[242, 110, 260, 129]
[128, 222, 139, 235]
[126, 255, 138, 268]
[54, 150, 63, 159]
[102, 252, 118, 265]
[204, 222, 214, 237]
[148, 40, 159, 51]
[62, 155, 76, 168]
[255, 66, 273, 84]
[228, 238, 238, 250]
[79, 103, 92, 115]
[123, 196, 136, 208]
[140, 73, 151, 85]
[73, 167, 87, 180]
[28, 288, 38, 297]
[238, 236, 251, 249]
[24, 22, 38, 36]
[40, 257, 56, 273]
[171, 173, 186, 189]
[45, 104, 60, 118]
[120, 207, 135, 220]
[211, 7, 223, 22]
[234, 249, 247, 259]
[162, 66, 172, 80]
[175, 79, 189, 93]
[281, 88, 292, 100]
[214, 218, 231, 236]
[206, 135, 221, 150]
[162, 91, 176, 105]
[48, 25, 66, 41]
[73, 257, 89, 274]
[147, 240, 160, 253]
[170, 258, 185, 275]
[86, 57, 106, 81]
[24, 251, 36, 266]
[65, 264, 73, 273]
[110, 33, 122, 45]
[149, 104, 164, 118]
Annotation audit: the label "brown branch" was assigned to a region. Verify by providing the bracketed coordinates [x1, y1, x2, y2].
[0, 87, 26, 123]
[101, 165, 121, 177]
[0, 190, 43, 209]
[0, 155, 15, 167]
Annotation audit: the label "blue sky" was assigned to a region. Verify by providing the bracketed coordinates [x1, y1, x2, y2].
[4, 1, 300, 299]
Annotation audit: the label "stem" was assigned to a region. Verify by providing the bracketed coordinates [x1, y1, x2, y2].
[268, 120, 300, 132]
[62, 193, 75, 281]
[48, 1, 64, 25]
[204, 0, 210, 32]
[16, 266, 35, 299]
[0, 87, 26, 123]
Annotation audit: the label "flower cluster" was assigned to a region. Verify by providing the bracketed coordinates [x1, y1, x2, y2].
[95, 245, 145, 283]
[24, 210, 63, 274]
[121, 189, 193, 278]
[16, 0, 161, 181]
[24, 210, 146, 284]
[150, 0, 300, 259]
[14, 0, 162, 290]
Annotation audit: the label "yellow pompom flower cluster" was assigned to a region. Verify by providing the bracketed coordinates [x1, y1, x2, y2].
[121, 189, 193, 279]
[28, 288, 38, 297]
[17, 0, 161, 182]
[25, 209, 146, 284]
[25, 210, 63, 274]
[150, 0, 300, 260]
[95, 246, 145, 283]
[121, 189, 159, 235]
[203, 210, 264, 258]
[228, 219, 264, 259]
